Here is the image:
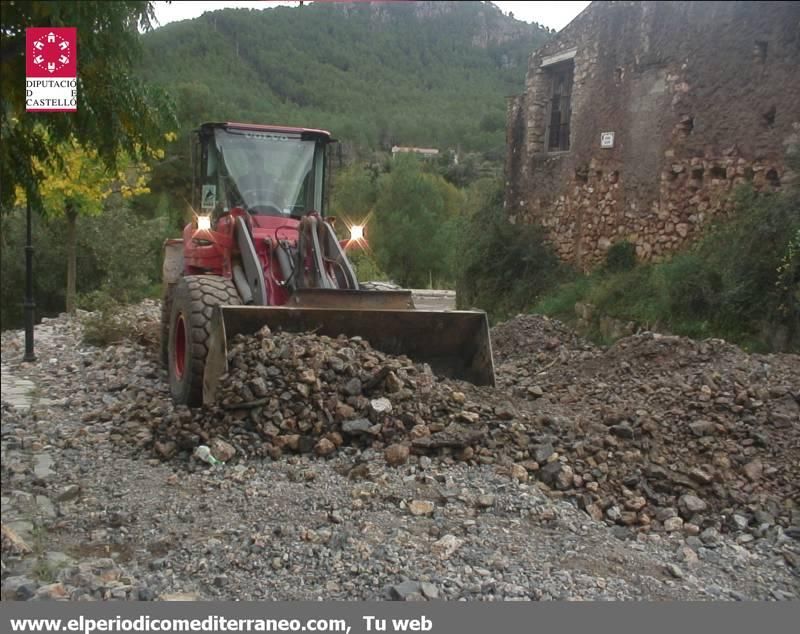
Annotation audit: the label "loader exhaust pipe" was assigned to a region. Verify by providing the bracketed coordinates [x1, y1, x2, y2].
[203, 305, 495, 405]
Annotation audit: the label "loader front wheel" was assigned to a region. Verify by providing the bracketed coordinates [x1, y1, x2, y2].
[168, 275, 241, 406]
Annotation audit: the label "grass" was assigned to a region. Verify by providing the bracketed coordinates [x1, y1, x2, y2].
[530, 184, 800, 352]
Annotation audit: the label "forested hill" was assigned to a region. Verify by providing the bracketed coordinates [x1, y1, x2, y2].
[139, 1, 550, 157]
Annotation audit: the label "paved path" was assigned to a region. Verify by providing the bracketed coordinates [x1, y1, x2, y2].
[1, 363, 36, 411]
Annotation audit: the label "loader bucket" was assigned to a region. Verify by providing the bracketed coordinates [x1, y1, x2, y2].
[203, 305, 495, 404]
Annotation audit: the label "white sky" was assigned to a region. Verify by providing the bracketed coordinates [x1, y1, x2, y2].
[151, 1, 591, 32]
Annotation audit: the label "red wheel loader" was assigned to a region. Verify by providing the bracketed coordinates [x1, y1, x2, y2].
[160, 122, 494, 406]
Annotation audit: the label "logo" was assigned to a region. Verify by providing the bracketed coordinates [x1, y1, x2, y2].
[26, 27, 78, 112]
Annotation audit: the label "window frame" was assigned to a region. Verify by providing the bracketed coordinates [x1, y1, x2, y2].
[544, 60, 574, 153]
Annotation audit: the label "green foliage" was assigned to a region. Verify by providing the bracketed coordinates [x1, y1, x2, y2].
[604, 240, 637, 272]
[79, 292, 141, 347]
[138, 2, 548, 155]
[0, 202, 172, 329]
[535, 185, 800, 351]
[347, 250, 390, 283]
[330, 163, 379, 223]
[1, 209, 65, 329]
[370, 156, 464, 288]
[455, 179, 570, 318]
[0, 1, 176, 208]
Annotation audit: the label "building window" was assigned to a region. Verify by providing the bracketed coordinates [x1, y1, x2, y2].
[546, 62, 573, 152]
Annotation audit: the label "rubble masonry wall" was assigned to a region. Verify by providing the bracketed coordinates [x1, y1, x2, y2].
[505, 1, 800, 269]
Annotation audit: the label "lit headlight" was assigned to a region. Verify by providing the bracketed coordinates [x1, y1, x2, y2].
[350, 224, 364, 241]
[197, 215, 212, 231]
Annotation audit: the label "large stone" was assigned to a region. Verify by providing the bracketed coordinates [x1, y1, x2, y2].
[34, 583, 68, 600]
[209, 438, 236, 463]
[663, 517, 684, 532]
[610, 422, 635, 439]
[384, 444, 410, 466]
[510, 464, 528, 482]
[388, 581, 421, 601]
[419, 582, 439, 600]
[342, 418, 372, 434]
[248, 377, 269, 398]
[678, 494, 708, 517]
[532, 443, 555, 464]
[408, 500, 435, 516]
[384, 371, 403, 393]
[539, 461, 572, 489]
[689, 420, 715, 437]
[369, 397, 392, 416]
[314, 438, 336, 457]
[743, 460, 763, 481]
[1, 576, 38, 601]
[431, 535, 463, 559]
[494, 403, 517, 420]
[33, 454, 55, 479]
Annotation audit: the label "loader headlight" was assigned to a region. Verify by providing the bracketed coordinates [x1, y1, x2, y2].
[350, 224, 364, 241]
[197, 215, 212, 232]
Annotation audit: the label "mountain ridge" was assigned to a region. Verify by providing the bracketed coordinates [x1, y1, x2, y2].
[139, 1, 550, 155]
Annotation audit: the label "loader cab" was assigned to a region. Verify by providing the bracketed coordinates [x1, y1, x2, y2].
[193, 122, 333, 220]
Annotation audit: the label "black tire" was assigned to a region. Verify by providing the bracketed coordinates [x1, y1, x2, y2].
[167, 275, 241, 406]
[159, 283, 174, 368]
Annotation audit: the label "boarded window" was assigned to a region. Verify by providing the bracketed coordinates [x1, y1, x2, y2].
[546, 62, 574, 152]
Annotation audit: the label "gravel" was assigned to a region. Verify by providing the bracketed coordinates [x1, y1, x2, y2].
[1, 304, 798, 601]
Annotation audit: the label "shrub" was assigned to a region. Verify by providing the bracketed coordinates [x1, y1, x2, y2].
[79, 290, 159, 348]
[456, 180, 572, 318]
[1, 202, 174, 330]
[604, 240, 636, 272]
[534, 184, 800, 351]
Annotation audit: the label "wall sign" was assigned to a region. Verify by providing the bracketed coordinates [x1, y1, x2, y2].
[600, 131, 615, 148]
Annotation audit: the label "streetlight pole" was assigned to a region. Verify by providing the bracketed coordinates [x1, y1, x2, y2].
[23, 197, 36, 362]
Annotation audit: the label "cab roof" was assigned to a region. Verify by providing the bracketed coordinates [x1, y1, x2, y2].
[199, 121, 334, 142]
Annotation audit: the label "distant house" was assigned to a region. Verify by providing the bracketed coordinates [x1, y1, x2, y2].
[506, 1, 800, 269]
[391, 146, 440, 158]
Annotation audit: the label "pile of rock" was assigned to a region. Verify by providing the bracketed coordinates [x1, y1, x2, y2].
[1, 558, 146, 601]
[150, 327, 488, 465]
[489, 322, 800, 540]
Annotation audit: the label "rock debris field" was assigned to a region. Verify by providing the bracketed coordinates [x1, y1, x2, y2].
[1, 301, 798, 601]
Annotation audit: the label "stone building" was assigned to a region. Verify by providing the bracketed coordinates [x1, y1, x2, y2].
[505, 1, 800, 269]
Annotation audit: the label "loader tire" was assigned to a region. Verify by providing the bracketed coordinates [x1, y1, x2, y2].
[159, 283, 174, 368]
[168, 275, 241, 407]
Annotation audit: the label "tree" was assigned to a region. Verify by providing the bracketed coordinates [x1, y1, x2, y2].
[371, 156, 463, 287]
[0, 1, 175, 208]
[16, 138, 152, 313]
[330, 163, 378, 225]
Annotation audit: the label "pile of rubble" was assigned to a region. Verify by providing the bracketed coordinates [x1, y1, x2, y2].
[491, 321, 800, 541]
[150, 326, 488, 465]
[2, 305, 798, 600]
[141, 315, 800, 546]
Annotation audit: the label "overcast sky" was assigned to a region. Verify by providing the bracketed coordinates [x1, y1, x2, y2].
[151, 1, 591, 32]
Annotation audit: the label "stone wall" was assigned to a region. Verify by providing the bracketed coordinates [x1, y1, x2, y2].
[506, 1, 800, 269]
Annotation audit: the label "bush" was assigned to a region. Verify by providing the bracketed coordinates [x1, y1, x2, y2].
[372, 155, 463, 288]
[79, 290, 159, 348]
[1, 202, 174, 330]
[604, 240, 637, 272]
[456, 180, 571, 318]
[534, 184, 800, 351]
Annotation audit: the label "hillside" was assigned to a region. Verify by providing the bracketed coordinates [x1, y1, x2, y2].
[139, 1, 550, 156]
